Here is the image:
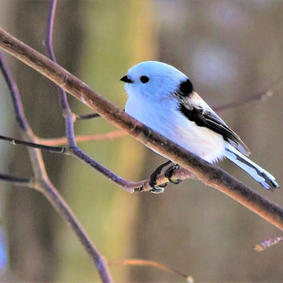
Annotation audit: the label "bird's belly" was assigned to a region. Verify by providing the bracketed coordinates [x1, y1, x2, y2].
[126, 99, 225, 163]
[171, 118, 225, 163]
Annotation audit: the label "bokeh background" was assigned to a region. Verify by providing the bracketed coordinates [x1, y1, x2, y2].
[0, 0, 283, 282]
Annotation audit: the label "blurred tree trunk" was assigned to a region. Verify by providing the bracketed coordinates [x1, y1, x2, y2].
[130, 1, 283, 282]
[4, 1, 85, 282]
[55, 1, 156, 282]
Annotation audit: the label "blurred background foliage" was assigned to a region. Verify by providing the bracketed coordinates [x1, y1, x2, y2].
[0, 0, 282, 282]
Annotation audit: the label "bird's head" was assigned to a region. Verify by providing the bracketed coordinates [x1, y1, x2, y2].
[120, 61, 191, 100]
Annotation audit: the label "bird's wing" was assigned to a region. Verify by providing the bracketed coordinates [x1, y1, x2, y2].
[177, 92, 250, 156]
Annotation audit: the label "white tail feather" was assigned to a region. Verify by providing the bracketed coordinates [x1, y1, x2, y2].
[224, 144, 279, 190]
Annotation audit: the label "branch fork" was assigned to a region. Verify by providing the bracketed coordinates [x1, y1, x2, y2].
[0, 1, 282, 281]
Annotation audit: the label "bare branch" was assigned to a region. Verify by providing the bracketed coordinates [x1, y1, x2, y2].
[69, 145, 139, 193]
[0, 134, 66, 153]
[134, 167, 193, 192]
[0, 27, 282, 233]
[0, 3, 113, 282]
[45, 0, 138, 198]
[0, 131, 191, 193]
[214, 78, 282, 112]
[45, 1, 113, 281]
[0, 52, 31, 132]
[40, 130, 126, 146]
[46, 0, 113, 282]
[76, 112, 100, 120]
[108, 258, 193, 282]
[0, 50, 112, 282]
[254, 236, 283, 252]
[0, 173, 33, 188]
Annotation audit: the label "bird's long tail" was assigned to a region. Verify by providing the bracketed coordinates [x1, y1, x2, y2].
[224, 144, 279, 190]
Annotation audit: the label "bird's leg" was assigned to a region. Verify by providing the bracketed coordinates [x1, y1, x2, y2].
[165, 164, 182, 184]
[149, 160, 172, 193]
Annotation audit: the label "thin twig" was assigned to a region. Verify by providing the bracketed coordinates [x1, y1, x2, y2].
[69, 146, 140, 193]
[76, 112, 100, 120]
[43, 81, 282, 145]
[214, 78, 282, 112]
[46, 0, 137, 196]
[40, 130, 126, 146]
[0, 134, 66, 153]
[0, 27, 283, 233]
[108, 258, 193, 282]
[0, 50, 112, 283]
[45, 1, 113, 281]
[0, 131, 189, 192]
[0, 52, 31, 132]
[0, 173, 33, 188]
[38, 80, 283, 146]
[254, 236, 283, 252]
[0, 3, 114, 283]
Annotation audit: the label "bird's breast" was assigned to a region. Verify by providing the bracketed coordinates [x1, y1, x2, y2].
[125, 96, 225, 163]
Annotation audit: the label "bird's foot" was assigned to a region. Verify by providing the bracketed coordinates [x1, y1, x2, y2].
[149, 161, 182, 193]
[149, 161, 171, 193]
[164, 164, 182, 184]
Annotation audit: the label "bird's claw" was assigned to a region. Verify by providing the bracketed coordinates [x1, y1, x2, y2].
[149, 174, 168, 194]
[150, 186, 166, 194]
[148, 161, 182, 193]
[165, 164, 182, 184]
[149, 161, 171, 194]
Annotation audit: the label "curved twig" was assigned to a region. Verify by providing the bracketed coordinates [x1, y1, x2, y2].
[0, 50, 113, 283]
[214, 80, 282, 112]
[0, 27, 282, 233]
[108, 258, 193, 282]
[45, 0, 113, 281]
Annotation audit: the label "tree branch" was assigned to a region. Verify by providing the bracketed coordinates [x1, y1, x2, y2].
[0, 131, 191, 192]
[44, 1, 113, 281]
[108, 258, 193, 282]
[0, 173, 34, 188]
[76, 112, 100, 120]
[40, 130, 126, 145]
[213, 78, 282, 112]
[0, 134, 66, 153]
[45, 0, 135, 198]
[0, 52, 31, 132]
[0, 3, 113, 281]
[0, 27, 282, 233]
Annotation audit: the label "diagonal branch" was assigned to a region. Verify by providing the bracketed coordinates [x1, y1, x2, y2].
[40, 81, 282, 146]
[0, 131, 190, 192]
[0, 27, 282, 233]
[0, 52, 31, 132]
[44, 0, 138, 199]
[214, 79, 282, 112]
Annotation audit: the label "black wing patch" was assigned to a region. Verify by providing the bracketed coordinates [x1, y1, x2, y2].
[175, 79, 194, 98]
[179, 103, 250, 155]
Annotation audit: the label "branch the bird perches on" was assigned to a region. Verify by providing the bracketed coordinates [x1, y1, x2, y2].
[0, 28, 282, 231]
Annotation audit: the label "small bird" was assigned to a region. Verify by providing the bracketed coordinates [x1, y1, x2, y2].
[121, 61, 279, 191]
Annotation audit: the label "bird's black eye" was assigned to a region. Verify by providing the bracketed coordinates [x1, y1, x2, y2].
[140, 76, 149, 83]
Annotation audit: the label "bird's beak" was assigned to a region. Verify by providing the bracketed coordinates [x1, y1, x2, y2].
[120, 75, 133, 83]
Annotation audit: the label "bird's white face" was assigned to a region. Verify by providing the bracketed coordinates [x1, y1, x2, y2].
[121, 61, 188, 101]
